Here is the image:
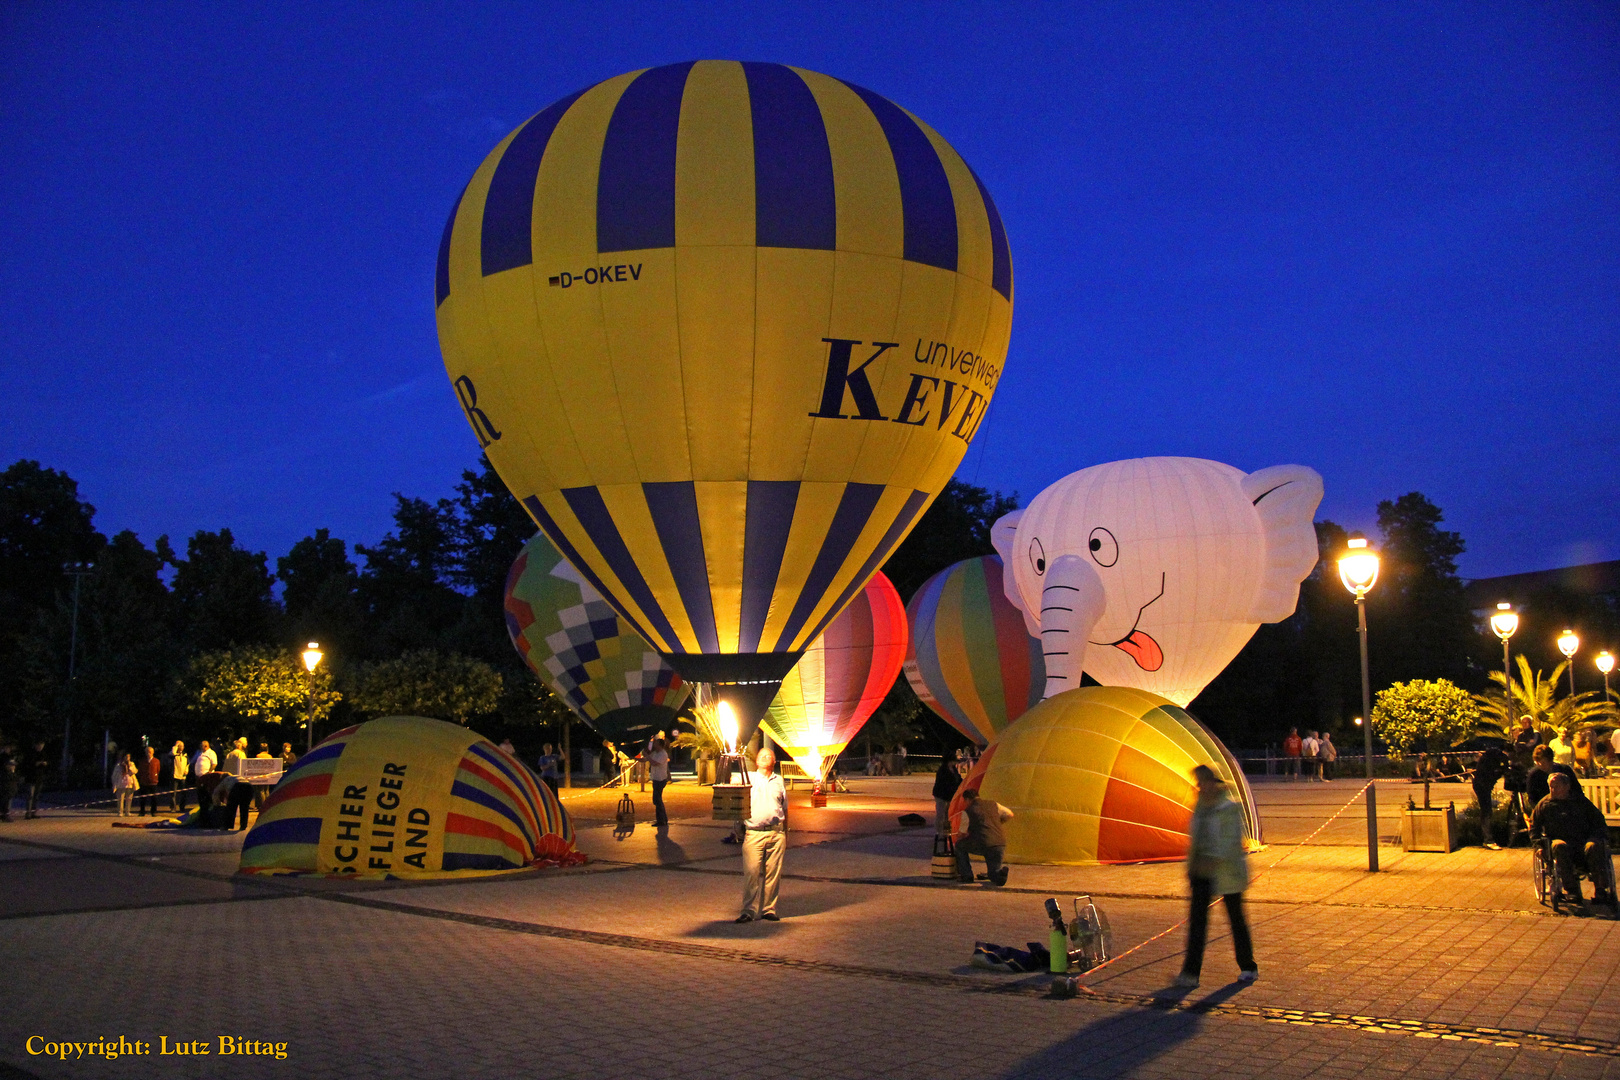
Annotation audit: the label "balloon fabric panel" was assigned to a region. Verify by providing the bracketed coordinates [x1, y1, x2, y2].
[436, 61, 1012, 695]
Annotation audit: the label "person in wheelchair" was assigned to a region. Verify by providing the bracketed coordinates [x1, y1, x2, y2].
[1531, 773, 1614, 908]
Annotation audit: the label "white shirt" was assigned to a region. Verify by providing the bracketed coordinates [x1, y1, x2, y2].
[745, 771, 787, 832]
[193, 748, 217, 776]
[647, 748, 669, 782]
[1302, 737, 1319, 757]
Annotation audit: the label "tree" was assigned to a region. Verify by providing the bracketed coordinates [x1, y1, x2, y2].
[277, 528, 363, 658]
[355, 496, 466, 657]
[881, 479, 1018, 600]
[1371, 679, 1480, 759]
[165, 529, 279, 650]
[0, 460, 105, 724]
[177, 646, 339, 739]
[1471, 656, 1614, 741]
[1368, 493, 1475, 687]
[348, 650, 502, 725]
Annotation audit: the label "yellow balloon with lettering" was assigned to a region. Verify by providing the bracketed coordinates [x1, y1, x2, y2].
[435, 61, 1013, 716]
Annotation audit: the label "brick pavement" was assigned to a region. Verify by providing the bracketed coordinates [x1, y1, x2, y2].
[0, 778, 1616, 1079]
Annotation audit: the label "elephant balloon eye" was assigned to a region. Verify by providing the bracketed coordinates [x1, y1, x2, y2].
[1030, 538, 1046, 575]
[1088, 527, 1119, 567]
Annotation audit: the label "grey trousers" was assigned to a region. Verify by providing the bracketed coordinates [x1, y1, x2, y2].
[741, 828, 785, 917]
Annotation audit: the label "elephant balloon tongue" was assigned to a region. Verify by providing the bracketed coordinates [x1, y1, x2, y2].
[1113, 629, 1163, 672]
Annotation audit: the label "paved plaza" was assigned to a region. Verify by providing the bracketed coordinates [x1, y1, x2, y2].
[2, 776, 1617, 1080]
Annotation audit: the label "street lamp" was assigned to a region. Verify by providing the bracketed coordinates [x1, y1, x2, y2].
[1490, 602, 1519, 729]
[302, 643, 324, 752]
[1597, 651, 1614, 704]
[60, 561, 96, 780]
[1338, 536, 1381, 873]
[1557, 629, 1579, 697]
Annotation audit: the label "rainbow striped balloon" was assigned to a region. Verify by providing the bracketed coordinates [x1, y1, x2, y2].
[240, 717, 580, 878]
[761, 571, 907, 778]
[904, 554, 1044, 746]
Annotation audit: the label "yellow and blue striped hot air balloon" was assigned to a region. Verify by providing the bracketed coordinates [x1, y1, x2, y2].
[435, 61, 1013, 735]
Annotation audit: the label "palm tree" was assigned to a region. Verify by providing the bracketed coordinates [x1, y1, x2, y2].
[1472, 656, 1615, 741]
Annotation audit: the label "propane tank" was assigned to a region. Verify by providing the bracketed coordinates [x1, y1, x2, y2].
[1044, 898, 1069, 974]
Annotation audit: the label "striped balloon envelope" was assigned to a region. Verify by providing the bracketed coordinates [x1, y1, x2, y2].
[435, 60, 1013, 735]
[239, 717, 581, 878]
[761, 571, 906, 779]
[947, 687, 1260, 865]
[905, 554, 1044, 746]
[505, 532, 692, 744]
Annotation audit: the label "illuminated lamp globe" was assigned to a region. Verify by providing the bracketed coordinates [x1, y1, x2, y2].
[302, 643, 323, 673]
[1598, 652, 1615, 676]
[1489, 604, 1518, 642]
[1337, 537, 1380, 597]
[1558, 630, 1580, 660]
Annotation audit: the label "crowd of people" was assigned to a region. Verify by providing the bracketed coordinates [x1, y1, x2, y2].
[1279, 728, 1338, 780]
[0, 736, 300, 830]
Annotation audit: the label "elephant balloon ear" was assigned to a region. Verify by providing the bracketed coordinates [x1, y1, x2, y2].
[1241, 465, 1325, 623]
[990, 510, 1039, 635]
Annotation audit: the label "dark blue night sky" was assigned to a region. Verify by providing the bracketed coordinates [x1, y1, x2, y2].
[2, 2, 1615, 578]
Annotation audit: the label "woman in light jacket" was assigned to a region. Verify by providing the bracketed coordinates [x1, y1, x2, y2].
[110, 752, 139, 817]
[1176, 764, 1257, 987]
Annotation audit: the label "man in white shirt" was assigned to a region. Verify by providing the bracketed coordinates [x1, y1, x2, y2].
[737, 747, 787, 923]
[1301, 731, 1320, 782]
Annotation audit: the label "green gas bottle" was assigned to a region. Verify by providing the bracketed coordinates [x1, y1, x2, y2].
[1045, 898, 1069, 974]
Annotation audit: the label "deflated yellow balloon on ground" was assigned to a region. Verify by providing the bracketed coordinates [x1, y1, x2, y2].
[240, 717, 580, 877]
[435, 60, 1013, 702]
[950, 686, 1259, 866]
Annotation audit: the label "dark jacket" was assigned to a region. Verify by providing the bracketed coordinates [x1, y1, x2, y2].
[1472, 747, 1509, 790]
[933, 760, 962, 801]
[1530, 794, 1607, 846]
[964, 798, 1008, 848]
[22, 749, 50, 786]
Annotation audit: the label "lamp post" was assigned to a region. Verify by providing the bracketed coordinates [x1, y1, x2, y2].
[1338, 537, 1381, 873]
[1557, 630, 1579, 698]
[1489, 602, 1519, 729]
[301, 643, 324, 752]
[1597, 651, 1614, 704]
[60, 561, 96, 780]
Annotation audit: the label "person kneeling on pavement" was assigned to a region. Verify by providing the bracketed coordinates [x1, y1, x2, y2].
[954, 788, 1013, 886]
[1531, 772, 1614, 908]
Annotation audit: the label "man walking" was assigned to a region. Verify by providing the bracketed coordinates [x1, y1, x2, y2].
[737, 747, 787, 923]
[954, 788, 1014, 886]
[1282, 728, 1302, 781]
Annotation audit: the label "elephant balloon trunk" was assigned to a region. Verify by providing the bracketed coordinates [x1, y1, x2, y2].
[1038, 555, 1105, 699]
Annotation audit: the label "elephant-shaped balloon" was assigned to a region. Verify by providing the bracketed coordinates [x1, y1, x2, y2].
[993, 457, 1323, 707]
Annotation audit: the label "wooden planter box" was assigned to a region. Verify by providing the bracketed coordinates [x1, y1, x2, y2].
[1401, 804, 1457, 853]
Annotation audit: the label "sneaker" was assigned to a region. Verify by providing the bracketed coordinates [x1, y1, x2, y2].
[734, 913, 754, 923]
[992, 868, 1009, 887]
[1238, 969, 1258, 982]
[1173, 973, 1199, 989]
[1483, 843, 1502, 850]
[761, 913, 780, 921]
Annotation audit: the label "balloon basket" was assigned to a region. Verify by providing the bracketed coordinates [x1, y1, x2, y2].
[810, 785, 828, 808]
[712, 783, 748, 822]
